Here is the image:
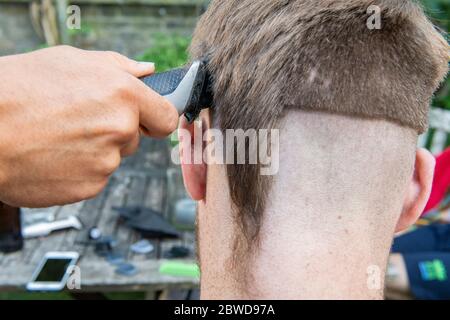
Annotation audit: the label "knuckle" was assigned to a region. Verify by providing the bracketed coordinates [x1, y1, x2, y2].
[124, 146, 138, 158]
[94, 179, 109, 195]
[166, 109, 180, 133]
[140, 106, 178, 138]
[72, 186, 98, 202]
[78, 180, 109, 201]
[100, 153, 121, 176]
[97, 107, 137, 143]
[57, 45, 73, 52]
[121, 137, 140, 158]
[105, 51, 129, 68]
[114, 109, 138, 140]
[105, 50, 122, 61]
[112, 76, 137, 101]
[158, 110, 179, 137]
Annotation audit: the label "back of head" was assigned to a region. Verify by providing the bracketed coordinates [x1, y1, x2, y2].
[192, 0, 448, 131]
[188, 0, 449, 297]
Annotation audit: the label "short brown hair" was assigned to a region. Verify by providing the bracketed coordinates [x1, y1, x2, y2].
[190, 0, 449, 276]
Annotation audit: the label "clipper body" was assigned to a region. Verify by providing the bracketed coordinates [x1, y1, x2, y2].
[140, 60, 212, 122]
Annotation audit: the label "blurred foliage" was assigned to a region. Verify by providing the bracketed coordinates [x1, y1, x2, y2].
[422, 0, 450, 31]
[67, 23, 93, 38]
[421, 0, 450, 111]
[136, 33, 190, 72]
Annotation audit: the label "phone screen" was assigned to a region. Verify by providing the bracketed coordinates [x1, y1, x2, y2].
[35, 258, 72, 282]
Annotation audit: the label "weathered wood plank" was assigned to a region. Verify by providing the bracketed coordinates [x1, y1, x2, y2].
[0, 259, 198, 292]
[75, 181, 116, 262]
[57, 202, 89, 253]
[78, 259, 198, 291]
[118, 175, 148, 259]
[0, 137, 197, 293]
[143, 177, 166, 212]
[96, 175, 129, 238]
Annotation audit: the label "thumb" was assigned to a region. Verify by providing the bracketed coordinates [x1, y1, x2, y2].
[104, 51, 155, 77]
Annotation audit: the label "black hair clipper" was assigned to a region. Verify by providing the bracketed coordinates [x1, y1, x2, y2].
[140, 60, 213, 123]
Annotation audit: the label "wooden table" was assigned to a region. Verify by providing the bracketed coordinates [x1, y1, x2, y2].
[0, 138, 199, 298]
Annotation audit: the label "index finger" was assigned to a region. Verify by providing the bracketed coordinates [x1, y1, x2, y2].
[134, 79, 179, 138]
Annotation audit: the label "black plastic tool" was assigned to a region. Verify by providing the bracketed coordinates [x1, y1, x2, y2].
[140, 60, 213, 123]
[113, 206, 180, 239]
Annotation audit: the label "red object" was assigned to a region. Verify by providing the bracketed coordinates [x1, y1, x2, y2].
[423, 148, 450, 215]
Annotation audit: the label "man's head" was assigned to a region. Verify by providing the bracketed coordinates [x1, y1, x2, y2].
[179, 0, 449, 298]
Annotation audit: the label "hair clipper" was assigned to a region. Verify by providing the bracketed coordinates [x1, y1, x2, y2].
[140, 60, 213, 123]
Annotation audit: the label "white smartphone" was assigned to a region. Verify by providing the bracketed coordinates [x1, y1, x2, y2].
[26, 251, 79, 291]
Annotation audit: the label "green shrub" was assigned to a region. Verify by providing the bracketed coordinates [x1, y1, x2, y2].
[422, 0, 450, 110]
[422, 0, 450, 32]
[136, 33, 190, 72]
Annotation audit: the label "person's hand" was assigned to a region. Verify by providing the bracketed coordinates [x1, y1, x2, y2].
[0, 46, 178, 207]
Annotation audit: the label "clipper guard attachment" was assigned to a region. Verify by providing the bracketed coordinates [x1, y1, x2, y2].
[140, 60, 212, 123]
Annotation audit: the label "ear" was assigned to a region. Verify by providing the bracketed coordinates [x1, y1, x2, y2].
[178, 112, 209, 201]
[396, 148, 436, 233]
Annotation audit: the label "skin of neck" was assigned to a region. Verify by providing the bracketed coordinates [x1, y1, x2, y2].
[197, 111, 417, 300]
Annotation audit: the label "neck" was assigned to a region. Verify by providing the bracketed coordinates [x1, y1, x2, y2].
[198, 168, 397, 300]
[199, 196, 394, 300]
[251, 204, 393, 300]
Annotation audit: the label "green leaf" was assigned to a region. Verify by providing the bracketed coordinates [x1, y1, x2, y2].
[135, 33, 191, 72]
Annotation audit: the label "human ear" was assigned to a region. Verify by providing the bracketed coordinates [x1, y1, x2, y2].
[396, 148, 436, 232]
[178, 112, 210, 201]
